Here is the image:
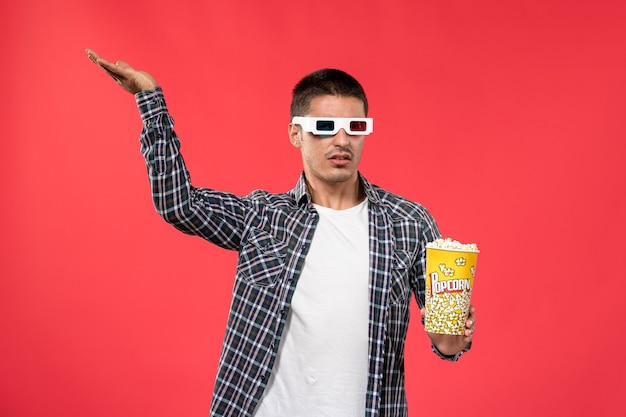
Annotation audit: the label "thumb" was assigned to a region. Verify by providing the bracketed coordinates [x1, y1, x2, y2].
[116, 60, 133, 70]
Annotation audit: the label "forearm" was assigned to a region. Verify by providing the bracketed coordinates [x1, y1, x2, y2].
[137, 88, 193, 224]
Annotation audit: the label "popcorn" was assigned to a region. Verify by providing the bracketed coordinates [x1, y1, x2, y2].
[426, 238, 479, 253]
[424, 238, 479, 335]
[425, 292, 472, 334]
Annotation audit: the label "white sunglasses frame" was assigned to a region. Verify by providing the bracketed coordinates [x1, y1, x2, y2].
[292, 117, 374, 136]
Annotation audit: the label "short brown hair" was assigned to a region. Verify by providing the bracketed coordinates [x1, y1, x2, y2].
[290, 68, 368, 118]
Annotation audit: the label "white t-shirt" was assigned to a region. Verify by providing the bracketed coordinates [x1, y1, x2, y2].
[253, 200, 370, 417]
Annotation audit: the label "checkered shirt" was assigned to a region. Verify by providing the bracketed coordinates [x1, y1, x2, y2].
[136, 88, 469, 417]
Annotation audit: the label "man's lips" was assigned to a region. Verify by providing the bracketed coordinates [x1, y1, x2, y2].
[328, 152, 352, 161]
[328, 153, 352, 166]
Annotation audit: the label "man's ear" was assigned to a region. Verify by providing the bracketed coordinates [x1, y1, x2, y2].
[288, 123, 302, 148]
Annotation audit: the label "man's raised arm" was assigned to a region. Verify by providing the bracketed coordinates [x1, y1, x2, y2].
[85, 48, 246, 251]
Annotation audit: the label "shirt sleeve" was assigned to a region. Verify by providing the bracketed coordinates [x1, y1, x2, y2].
[431, 340, 472, 362]
[135, 88, 247, 250]
[413, 210, 441, 311]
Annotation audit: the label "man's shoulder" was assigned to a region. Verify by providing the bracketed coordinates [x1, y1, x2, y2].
[242, 174, 307, 209]
[368, 182, 434, 221]
[245, 188, 299, 208]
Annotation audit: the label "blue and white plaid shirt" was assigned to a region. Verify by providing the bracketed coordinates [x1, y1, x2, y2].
[136, 88, 469, 417]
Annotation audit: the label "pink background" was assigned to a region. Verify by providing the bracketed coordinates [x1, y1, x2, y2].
[2, 1, 625, 416]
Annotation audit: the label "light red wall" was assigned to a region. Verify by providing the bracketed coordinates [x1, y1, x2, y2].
[2, 1, 625, 416]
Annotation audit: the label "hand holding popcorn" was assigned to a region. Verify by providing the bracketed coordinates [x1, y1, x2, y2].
[421, 304, 476, 356]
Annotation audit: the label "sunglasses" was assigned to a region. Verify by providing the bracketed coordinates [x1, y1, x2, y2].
[292, 117, 373, 136]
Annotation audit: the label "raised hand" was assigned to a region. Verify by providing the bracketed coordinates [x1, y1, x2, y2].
[86, 48, 158, 94]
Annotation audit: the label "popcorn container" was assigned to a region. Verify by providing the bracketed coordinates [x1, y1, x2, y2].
[424, 239, 479, 335]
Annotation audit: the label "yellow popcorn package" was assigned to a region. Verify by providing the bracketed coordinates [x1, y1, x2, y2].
[424, 238, 479, 335]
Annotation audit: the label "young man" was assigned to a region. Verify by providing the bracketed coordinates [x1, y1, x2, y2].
[86, 49, 476, 417]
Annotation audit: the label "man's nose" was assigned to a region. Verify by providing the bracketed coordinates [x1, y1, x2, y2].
[332, 128, 351, 146]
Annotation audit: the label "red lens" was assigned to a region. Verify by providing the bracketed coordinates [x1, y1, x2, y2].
[350, 121, 367, 131]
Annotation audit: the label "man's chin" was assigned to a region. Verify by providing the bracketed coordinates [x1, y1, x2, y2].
[326, 171, 356, 183]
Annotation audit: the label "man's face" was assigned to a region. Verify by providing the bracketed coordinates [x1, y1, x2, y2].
[289, 95, 367, 188]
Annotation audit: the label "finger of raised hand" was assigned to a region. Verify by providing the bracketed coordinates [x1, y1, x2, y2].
[86, 49, 123, 82]
[86, 48, 101, 64]
[86, 49, 118, 73]
[99, 59, 128, 79]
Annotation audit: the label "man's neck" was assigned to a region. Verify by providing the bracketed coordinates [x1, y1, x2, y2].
[306, 175, 366, 210]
